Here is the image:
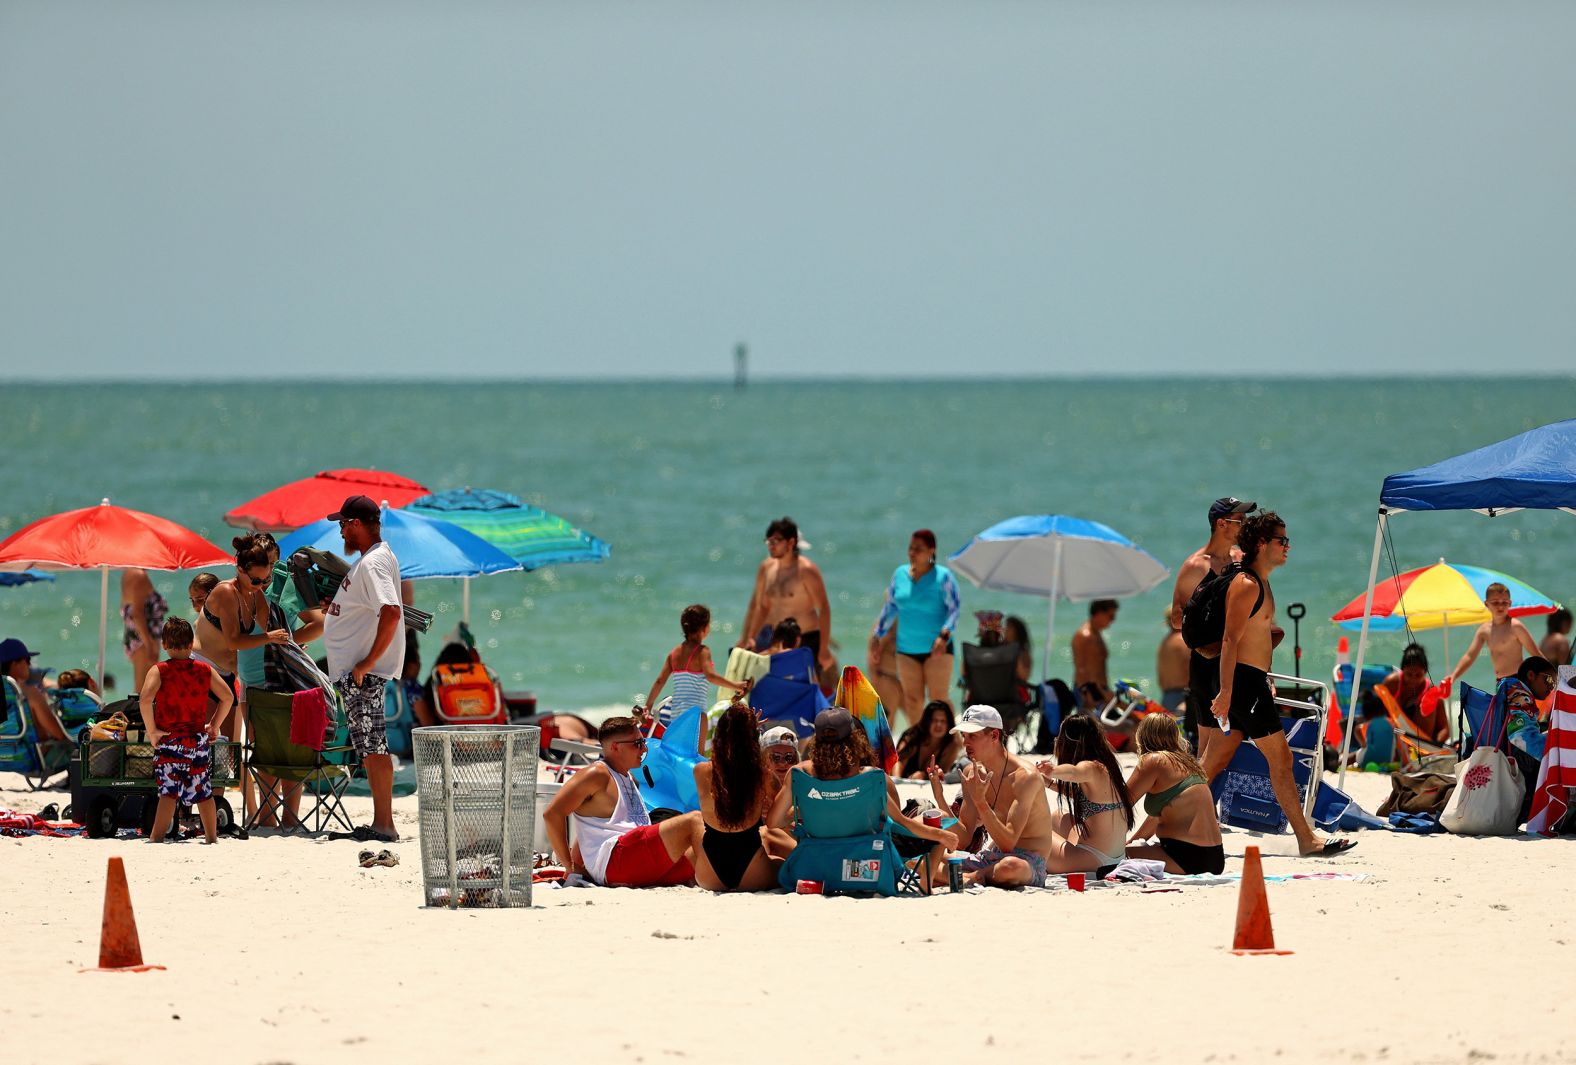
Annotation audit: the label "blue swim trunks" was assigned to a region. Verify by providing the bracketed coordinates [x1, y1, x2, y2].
[960, 846, 1049, 886]
[154, 734, 213, 806]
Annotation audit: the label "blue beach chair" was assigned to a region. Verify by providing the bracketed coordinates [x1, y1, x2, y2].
[0, 676, 71, 789]
[777, 767, 904, 895]
[1209, 675, 1328, 834]
[749, 648, 829, 737]
[382, 678, 416, 760]
[1458, 682, 1496, 757]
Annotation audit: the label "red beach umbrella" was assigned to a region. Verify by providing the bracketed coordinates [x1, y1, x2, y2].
[224, 468, 430, 532]
[0, 499, 233, 685]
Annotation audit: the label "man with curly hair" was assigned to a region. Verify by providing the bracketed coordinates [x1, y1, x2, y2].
[1205, 511, 1355, 857]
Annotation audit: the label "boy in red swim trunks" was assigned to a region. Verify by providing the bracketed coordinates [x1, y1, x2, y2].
[138, 618, 235, 843]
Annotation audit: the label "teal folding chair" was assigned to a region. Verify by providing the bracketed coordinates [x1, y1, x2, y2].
[0, 676, 71, 789]
[778, 767, 904, 896]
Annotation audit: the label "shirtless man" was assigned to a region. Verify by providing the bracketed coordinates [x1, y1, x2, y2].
[542, 716, 700, 887]
[1541, 608, 1573, 668]
[738, 517, 834, 674]
[1070, 600, 1118, 706]
[925, 705, 1056, 888]
[1173, 497, 1253, 755]
[1445, 582, 1543, 686]
[1204, 512, 1353, 857]
[1156, 606, 1190, 714]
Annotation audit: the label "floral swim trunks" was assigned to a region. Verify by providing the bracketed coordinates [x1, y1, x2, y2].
[335, 673, 389, 757]
[154, 734, 213, 806]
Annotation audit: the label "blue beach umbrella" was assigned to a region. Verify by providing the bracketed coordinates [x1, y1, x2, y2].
[0, 569, 57, 588]
[949, 515, 1171, 676]
[406, 487, 610, 622]
[277, 506, 522, 580]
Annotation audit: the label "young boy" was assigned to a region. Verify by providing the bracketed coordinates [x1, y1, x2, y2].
[138, 617, 234, 843]
[1445, 582, 1543, 686]
[1349, 690, 1395, 768]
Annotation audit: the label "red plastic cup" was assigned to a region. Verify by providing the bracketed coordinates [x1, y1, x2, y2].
[922, 809, 943, 829]
[1066, 872, 1086, 892]
[796, 879, 824, 895]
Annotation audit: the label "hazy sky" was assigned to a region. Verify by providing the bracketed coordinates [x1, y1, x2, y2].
[3, 2, 1573, 380]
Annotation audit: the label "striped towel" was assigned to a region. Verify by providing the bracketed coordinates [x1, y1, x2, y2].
[1526, 665, 1576, 836]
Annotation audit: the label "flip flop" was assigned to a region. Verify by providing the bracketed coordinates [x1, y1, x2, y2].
[371, 850, 400, 868]
[1309, 838, 1357, 857]
[330, 825, 400, 843]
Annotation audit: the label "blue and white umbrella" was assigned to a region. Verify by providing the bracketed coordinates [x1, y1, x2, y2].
[0, 569, 57, 588]
[278, 505, 522, 580]
[949, 515, 1170, 675]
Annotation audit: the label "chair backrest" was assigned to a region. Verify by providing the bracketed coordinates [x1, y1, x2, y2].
[750, 674, 823, 738]
[51, 687, 102, 733]
[247, 693, 331, 772]
[1459, 681, 1513, 758]
[767, 647, 817, 685]
[0, 675, 37, 751]
[962, 642, 1021, 704]
[790, 767, 887, 838]
[1331, 662, 1395, 714]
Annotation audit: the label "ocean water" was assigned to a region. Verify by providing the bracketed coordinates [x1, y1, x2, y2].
[2, 378, 1574, 714]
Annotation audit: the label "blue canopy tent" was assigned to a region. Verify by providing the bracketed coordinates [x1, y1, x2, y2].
[1339, 419, 1576, 788]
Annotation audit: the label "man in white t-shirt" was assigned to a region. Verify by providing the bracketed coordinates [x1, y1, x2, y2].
[322, 495, 405, 842]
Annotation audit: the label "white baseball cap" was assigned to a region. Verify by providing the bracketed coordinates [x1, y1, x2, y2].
[951, 705, 1003, 734]
[759, 725, 798, 750]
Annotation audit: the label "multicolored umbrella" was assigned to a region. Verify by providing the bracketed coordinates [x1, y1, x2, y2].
[224, 469, 430, 532]
[276, 506, 521, 581]
[1331, 560, 1559, 632]
[406, 488, 610, 622]
[0, 499, 233, 683]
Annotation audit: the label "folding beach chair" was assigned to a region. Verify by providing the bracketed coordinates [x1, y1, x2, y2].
[1369, 685, 1453, 764]
[777, 767, 904, 896]
[382, 678, 416, 760]
[243, 688, 356, 834]
[1210, 674, 1328, 834]
[49, 686, 102, 737]
[750, 648, 829, 737]
[960, 642, 1032, 751]
[1458, 683, 1495, 758]
[0, 676, 71, 789]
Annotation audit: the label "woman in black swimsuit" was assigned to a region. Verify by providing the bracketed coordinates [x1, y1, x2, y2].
[688, 704, 781, 892]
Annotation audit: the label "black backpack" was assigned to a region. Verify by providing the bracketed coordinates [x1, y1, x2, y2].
[1181, 562, 1264, 652]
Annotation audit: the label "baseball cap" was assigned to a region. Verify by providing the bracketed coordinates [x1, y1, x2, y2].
[951, 704, 1003, 734]
[327, 495, 381, 523]
[813, 706, 854, 741]
[759, 725, 798, 750]
[1208, 497, 1256, 527]
[0, 637, 39, 662]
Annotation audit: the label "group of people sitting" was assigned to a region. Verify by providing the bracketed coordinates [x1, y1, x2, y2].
[542, 699, 1229, 894]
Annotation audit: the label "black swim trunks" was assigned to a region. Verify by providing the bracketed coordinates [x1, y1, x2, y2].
[1223, 663, 1281, 740]
[1190, 650, 1222, 731]
[800, 629, 821, 662]
[1159, 837, 1226, 875]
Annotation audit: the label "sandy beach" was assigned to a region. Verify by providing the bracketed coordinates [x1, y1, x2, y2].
[3, 765, 1573, 1065]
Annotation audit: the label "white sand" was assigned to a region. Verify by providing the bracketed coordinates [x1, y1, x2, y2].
[3, 767, 1574, 1065]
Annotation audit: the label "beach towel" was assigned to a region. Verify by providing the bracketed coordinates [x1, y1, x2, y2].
[1526, 666, 1576, 836]
[1376, 769, 1457, 818]
[0, 810, 85, 838]
[290, 688, 330, 751]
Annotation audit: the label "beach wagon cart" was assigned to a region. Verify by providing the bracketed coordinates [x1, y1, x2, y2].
[67, 731, 241, 838]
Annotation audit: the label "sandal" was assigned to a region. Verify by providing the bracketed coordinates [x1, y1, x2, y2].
[1307, 837, 1357, 857]
[371, 850, 400, 868]
[358, 849, 378, 868]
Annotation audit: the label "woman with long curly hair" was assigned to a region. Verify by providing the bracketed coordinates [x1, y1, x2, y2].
[1034, 713, 1134, 876]
[764, 707, 956, 881]
[688, 703, 780, 891]
[1123, 714, 1224, 874]
[895, 700, 959, 779]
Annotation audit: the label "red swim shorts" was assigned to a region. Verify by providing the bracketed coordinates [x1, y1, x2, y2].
[602, 824, 694, 887]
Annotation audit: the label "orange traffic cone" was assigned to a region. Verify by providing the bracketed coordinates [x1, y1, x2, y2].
[82, 857, 165, 973]
[1231, 846, 1293, 956]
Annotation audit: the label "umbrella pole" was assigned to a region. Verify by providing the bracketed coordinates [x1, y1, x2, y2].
[98, 565, 109, 691]
[1042, 540, 1062, 682]
[1338, 510, 1387, 791]
[463, 577, 471, 625]
[1442, 613, 1451, 736]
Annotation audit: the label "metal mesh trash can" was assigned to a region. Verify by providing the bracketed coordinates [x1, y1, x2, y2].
[413, 725, 540, 909]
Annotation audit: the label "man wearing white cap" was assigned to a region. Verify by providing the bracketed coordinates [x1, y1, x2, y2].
[926, 705, 1056, 888]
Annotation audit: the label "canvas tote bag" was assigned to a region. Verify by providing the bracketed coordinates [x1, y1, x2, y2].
[1440, 747, 1523, 835]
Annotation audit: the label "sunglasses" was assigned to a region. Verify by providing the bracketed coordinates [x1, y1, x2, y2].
[338, 518, 361, 528]
[611, 737, 648, 749]
[768, 751, 797, 765]
[1270, 536, 1291, 547]
[246, 572, 272, 586]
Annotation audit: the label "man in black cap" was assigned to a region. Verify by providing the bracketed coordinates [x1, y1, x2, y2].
[0, 637, 67, 744]
[321, 496, 404, 842]
[1171, 498, 1254, 756]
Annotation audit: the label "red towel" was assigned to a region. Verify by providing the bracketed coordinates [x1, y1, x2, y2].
[290, 688, 330, 751]
[1527, 670, 1576, 836]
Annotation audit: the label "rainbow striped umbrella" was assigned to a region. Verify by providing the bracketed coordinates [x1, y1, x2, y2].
[1331, 560, 1559, 632]
[405, 488, 610, 622]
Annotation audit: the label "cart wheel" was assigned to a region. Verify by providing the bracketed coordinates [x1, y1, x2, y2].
[214, 796, 235, 834]
[87, 797, 117, 839]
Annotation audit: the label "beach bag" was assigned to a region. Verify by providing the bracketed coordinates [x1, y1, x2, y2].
[1376, 769, 1456, 818]
[1180, 563, 1262, 653]
[1439, 748, 1523, 835]
[431, 663, 504, 724]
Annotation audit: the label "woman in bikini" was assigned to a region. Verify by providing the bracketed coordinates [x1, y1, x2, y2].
[1034, 714, 1134, 876]
[894, 700, 958, 780]
[687, 703, 781, 892]
[1123, 713, 1225, 875]
[194, 538, 292, 753]
[868, 529, 962, 730]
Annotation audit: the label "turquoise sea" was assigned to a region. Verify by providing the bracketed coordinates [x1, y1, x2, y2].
[2, 379, 1574, 714]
